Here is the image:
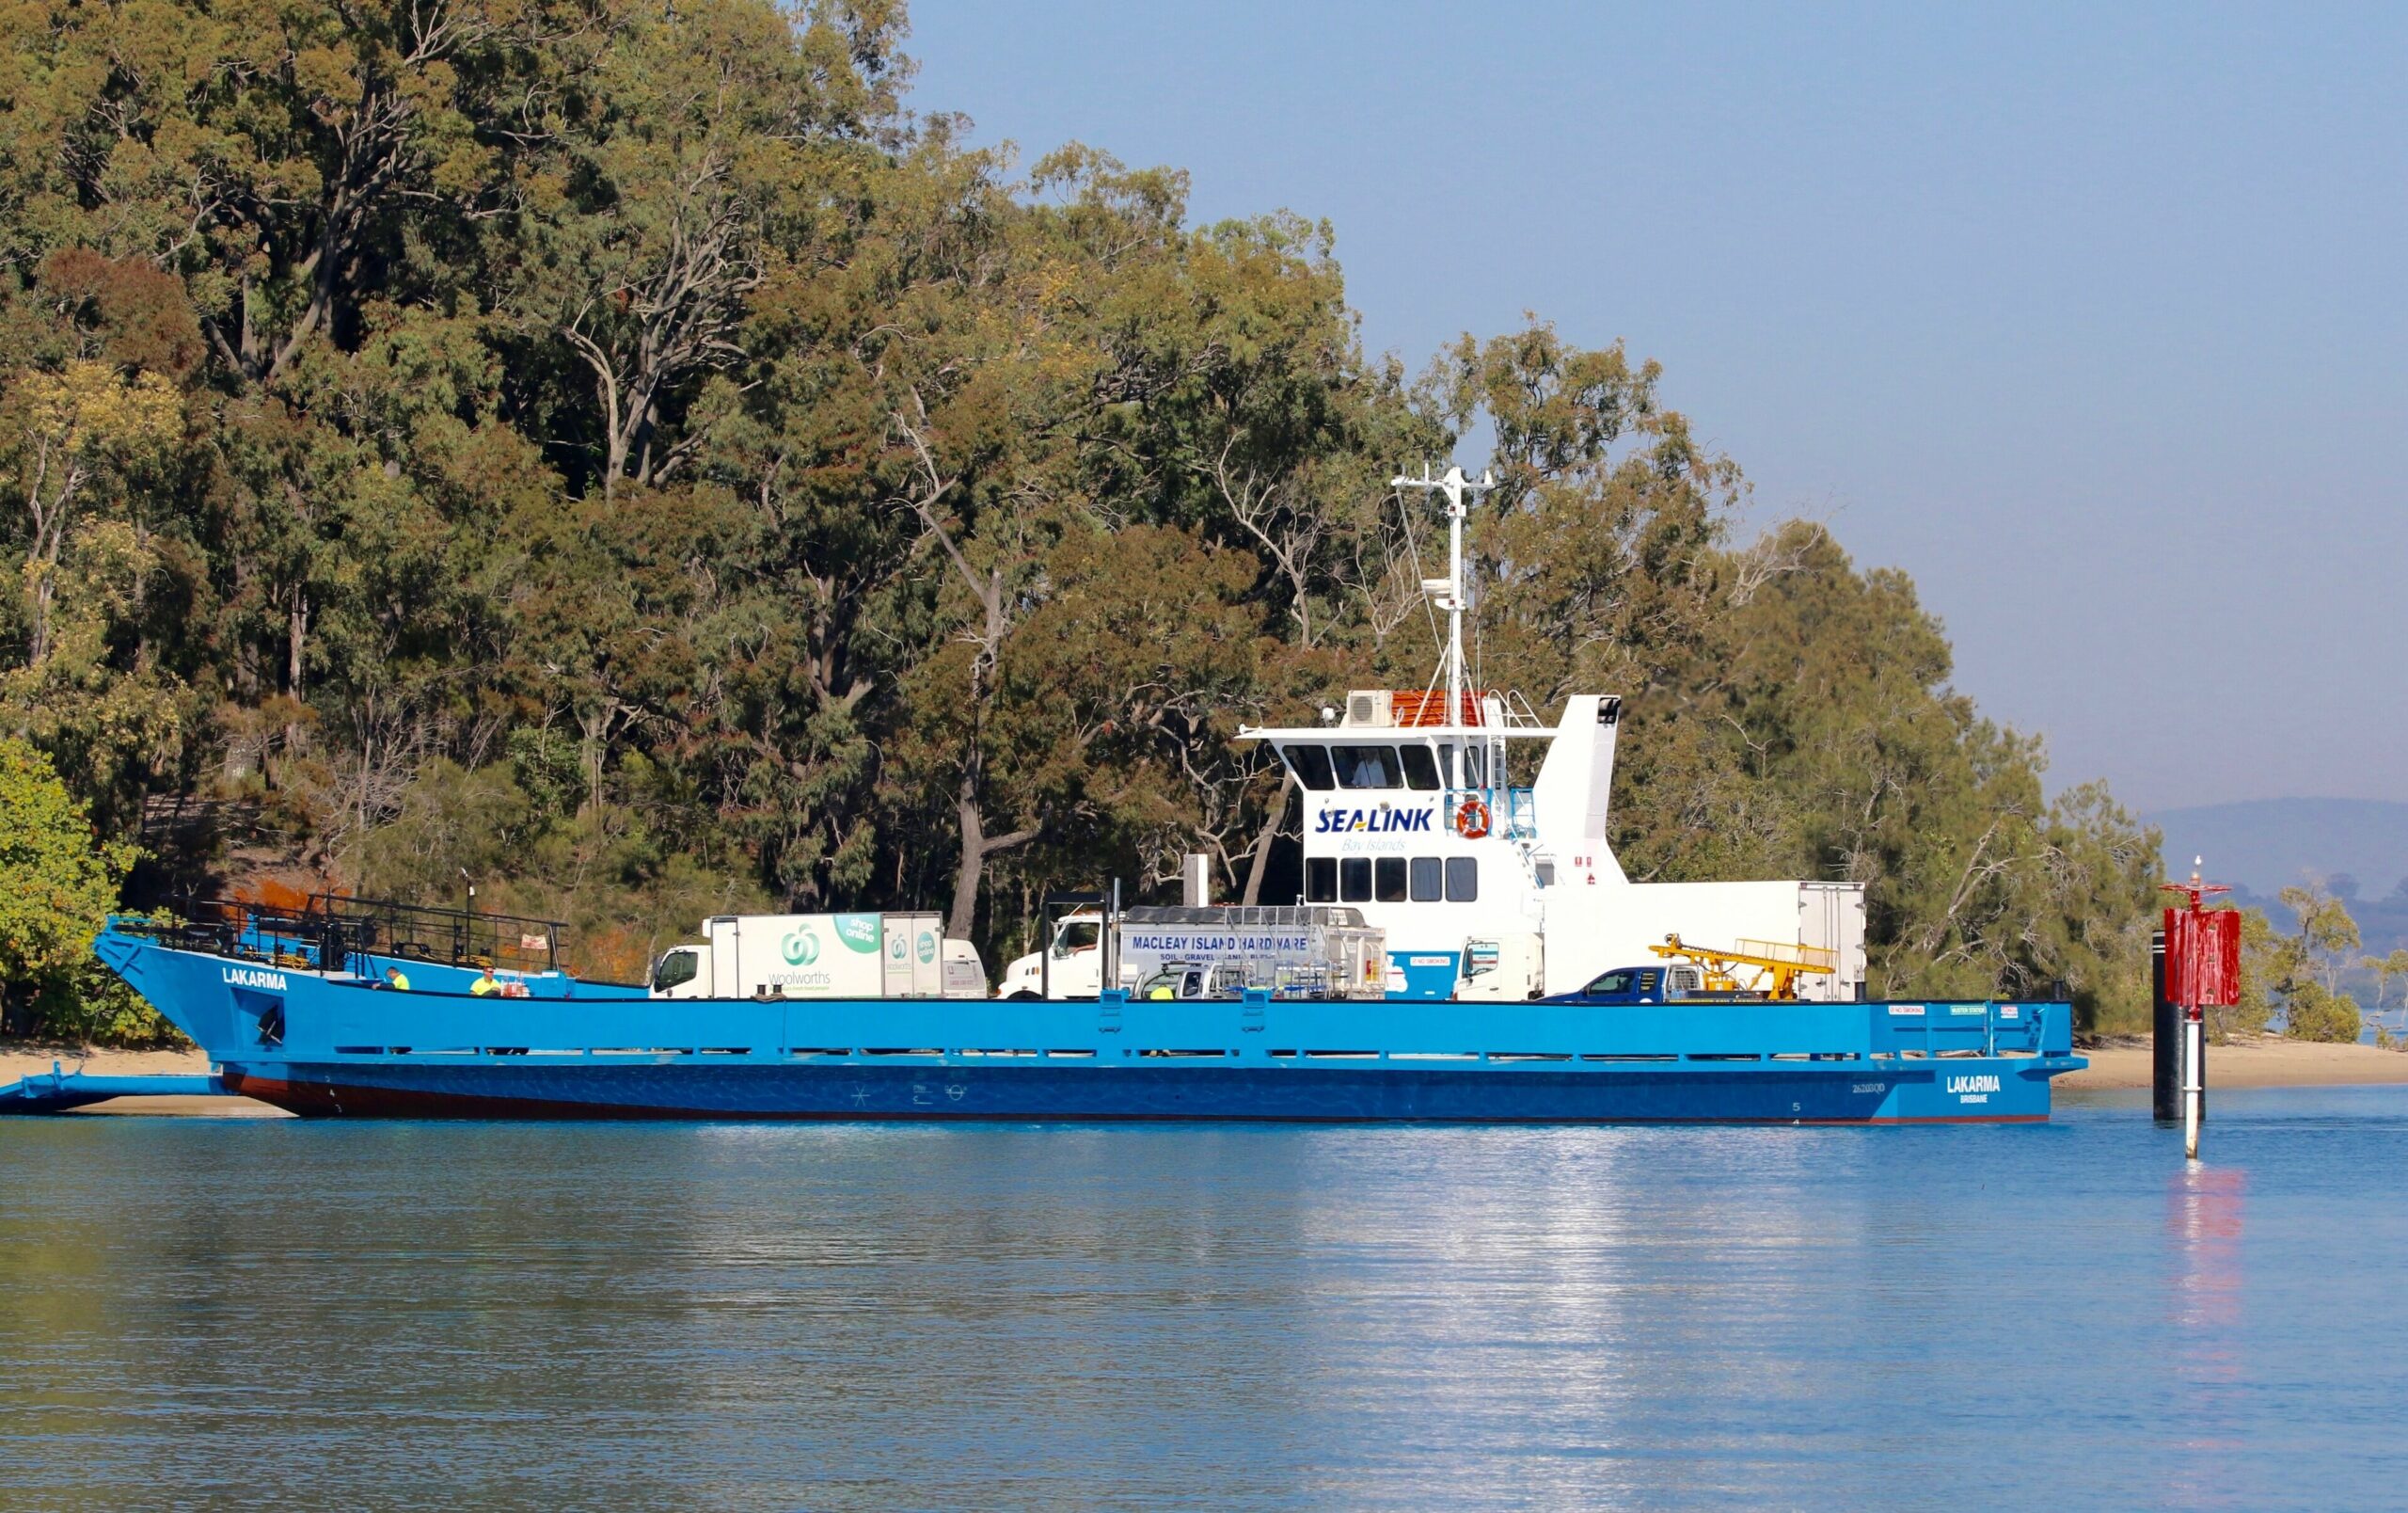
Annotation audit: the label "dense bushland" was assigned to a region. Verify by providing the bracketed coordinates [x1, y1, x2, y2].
[0, 0, 2162, 1036]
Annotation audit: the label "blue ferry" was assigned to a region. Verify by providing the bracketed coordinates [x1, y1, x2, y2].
[7, 467, 2083, 1123]
[18, 900, 2073, 1121]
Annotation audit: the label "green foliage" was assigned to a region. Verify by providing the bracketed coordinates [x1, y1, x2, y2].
[353, 759, 541, 904]
[31, 961, 188, 1048]
[0, 0, 2164, 1014]
[1592, 520, 2161, 1032]
[0, 736, 139, 1037]
[2283, 982, 2362, 1044]
[2263, 883, 2364, 1043]
[2363, 947, 2408, 1048]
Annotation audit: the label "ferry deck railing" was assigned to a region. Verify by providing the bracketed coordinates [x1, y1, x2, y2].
[1503, 786, 1537, 839]
[113, 895, 568, 977]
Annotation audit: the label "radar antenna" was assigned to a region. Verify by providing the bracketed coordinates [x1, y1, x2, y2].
[1390, 465, 1494, 732]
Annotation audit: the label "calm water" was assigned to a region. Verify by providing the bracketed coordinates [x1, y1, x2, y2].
[3, 1090, 2404, 1511]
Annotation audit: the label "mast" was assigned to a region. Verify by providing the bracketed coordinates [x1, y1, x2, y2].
[1391, 465, 1494, 735]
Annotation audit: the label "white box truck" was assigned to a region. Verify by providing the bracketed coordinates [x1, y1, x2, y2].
[651, 913, 984, 1000]
[995, 906, 1386, 1000]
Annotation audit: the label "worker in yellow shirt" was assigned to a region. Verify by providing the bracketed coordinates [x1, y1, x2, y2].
[382, 965, 412, 992]
[469, 965, 500, 996]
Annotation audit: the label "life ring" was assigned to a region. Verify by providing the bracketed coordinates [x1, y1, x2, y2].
[1455, 796, 1492, 839]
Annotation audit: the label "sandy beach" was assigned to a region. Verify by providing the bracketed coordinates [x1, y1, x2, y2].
[2059, 1036, 2408, 1090]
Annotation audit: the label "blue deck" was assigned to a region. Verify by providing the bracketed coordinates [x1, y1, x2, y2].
[72, 926, 2083, 1123]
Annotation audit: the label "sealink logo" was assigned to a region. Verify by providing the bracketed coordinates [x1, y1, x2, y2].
[1311, 806, 1437, 835]
[783, 929, 820, 966]
[221, 966, 287, 992]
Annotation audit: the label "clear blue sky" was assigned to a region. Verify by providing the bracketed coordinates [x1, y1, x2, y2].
[906, 0, 2407, 811]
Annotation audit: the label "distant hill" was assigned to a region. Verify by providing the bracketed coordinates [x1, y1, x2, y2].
[2146, 799, 2408, 901]
[2147, 800, 2408, 976]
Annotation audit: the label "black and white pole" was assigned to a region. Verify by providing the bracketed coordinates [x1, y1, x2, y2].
[2183, 996, 2204, 1161]
[2150, 929, 2177, 1123]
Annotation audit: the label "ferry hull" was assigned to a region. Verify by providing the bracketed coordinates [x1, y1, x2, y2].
[94, 928, 2083, 1125]
[218, 1059, 2061, 1123]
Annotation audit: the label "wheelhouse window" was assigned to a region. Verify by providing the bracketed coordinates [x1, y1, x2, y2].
[1445, 857, 1479, 902]
[1374, 857, 1408, 902]
[1284, 744, 1335, 791]
[1437, 742, 1487, 788]
[1409, 857, 1443, 901]
[1339, 858, 1372, 902]
[1332, 744, 1402, 788]
[1399, 744, 1441, 790]
[1305, 857, 1338, 903]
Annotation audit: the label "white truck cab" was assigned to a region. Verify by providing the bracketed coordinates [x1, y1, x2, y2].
[997, 912, 1106, 1000]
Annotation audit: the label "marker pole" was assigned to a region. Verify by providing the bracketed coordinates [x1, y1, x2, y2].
[2160, 861, 2233, 1165]
[2182, 1005, 2203, 1161]
[2150, 929, 2177, 1123]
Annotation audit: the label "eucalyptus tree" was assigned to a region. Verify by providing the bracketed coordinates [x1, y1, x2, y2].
[0, 0, 2169, 1035]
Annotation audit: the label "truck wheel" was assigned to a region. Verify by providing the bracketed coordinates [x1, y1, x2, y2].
[1006, 990, 1040, 1002]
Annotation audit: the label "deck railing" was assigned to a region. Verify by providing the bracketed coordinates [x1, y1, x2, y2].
[112, 895, 568, 976]
[1504, 786, 1538, 839]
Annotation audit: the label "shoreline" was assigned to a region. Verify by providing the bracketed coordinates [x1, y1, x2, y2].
[2060, 1035, 2408, 1090]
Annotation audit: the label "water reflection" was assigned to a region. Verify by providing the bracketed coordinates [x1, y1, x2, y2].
[5, 1096, 2408, 1509]
[2162, 1164, 2247, 1510]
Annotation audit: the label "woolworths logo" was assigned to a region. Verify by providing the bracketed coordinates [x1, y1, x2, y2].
[782, 928, 820, 966]
[834, 914, 880, 953]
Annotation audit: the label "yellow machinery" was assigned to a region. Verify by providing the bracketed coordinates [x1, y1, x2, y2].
[1649, 933, 1838, 1001]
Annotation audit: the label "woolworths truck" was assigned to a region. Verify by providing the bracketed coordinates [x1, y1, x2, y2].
[649, 913, 987, 1000]
[994, 906, 1386, 1001]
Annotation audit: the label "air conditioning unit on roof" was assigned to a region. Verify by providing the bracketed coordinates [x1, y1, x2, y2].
[1343, 690, 1392, 728]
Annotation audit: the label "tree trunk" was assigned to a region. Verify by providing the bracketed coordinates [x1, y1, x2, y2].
[946, 772, 1040, 942]
[577, 704, 611, 819]
[28, 576, 56, 669]
[284, 594, 309, 749]
[946, 778, 986, 942]
[1241, 776, 1292, 906]
[24, 462, 79, 669]
[896, 405, 1036, 942]
[286, 598, 307, 695]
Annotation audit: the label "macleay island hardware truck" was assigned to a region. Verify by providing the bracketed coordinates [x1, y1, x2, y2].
[997, 905, 1557, 1002]
[650, 913, 987, 1000]
[997, 906, 1388, 1001]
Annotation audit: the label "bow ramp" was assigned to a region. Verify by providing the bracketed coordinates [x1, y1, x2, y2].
[0, 1061, 228, 1115]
